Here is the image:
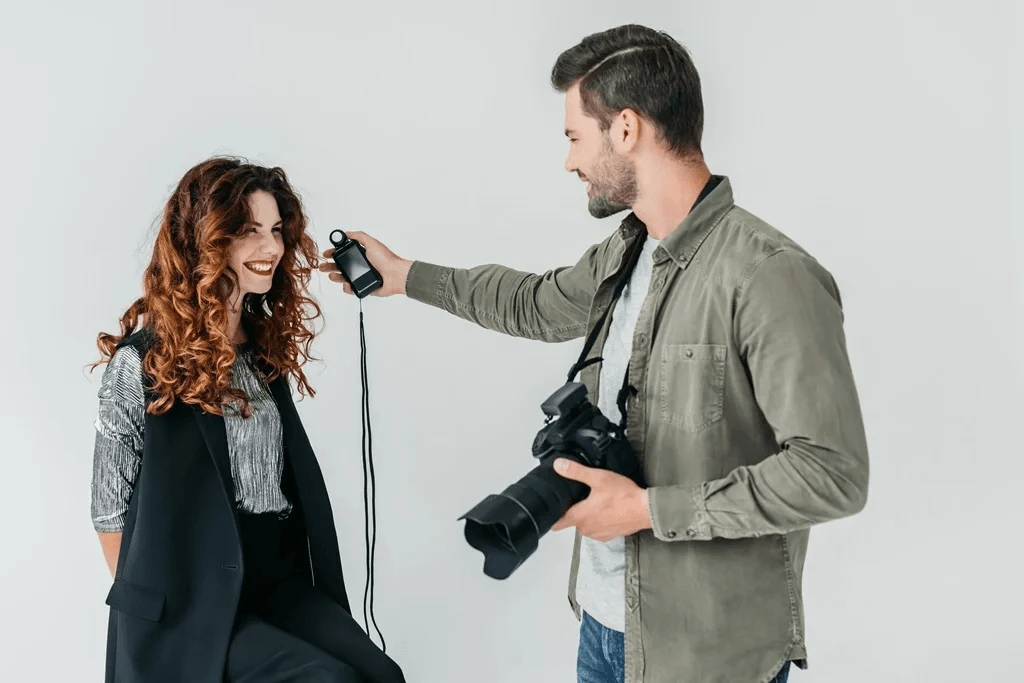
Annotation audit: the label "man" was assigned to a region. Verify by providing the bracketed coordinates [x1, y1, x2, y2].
[322, 24, 869, 683]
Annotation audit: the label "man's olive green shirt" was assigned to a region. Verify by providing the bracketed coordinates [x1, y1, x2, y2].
[405, 176, 869, 683]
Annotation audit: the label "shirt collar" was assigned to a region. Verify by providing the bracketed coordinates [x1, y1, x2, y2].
[615, 174, 735, 268]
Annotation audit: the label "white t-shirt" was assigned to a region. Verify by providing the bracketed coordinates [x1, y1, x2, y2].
[574, 235, 661, 633]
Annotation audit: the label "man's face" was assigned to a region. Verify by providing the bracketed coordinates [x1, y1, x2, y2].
[563, 83, 637, 219]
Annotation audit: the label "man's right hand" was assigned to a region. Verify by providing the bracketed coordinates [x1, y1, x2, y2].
[318, 231, 413, 297]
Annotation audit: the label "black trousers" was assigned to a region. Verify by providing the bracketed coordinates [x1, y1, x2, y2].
[226, 512, 405, 683]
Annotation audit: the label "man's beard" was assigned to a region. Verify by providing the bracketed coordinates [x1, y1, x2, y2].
[586, 142, 638, 219]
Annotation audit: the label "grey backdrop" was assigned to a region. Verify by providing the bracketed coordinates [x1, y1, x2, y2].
[2, 1, 1021, 681]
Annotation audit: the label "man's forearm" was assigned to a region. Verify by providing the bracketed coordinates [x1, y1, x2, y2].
[404, 262, 587, 342]
[403, 238, 610, 343]
[646, 439, 868, 541]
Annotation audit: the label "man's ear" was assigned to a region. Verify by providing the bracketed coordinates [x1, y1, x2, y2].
[612, 108, 642, 153]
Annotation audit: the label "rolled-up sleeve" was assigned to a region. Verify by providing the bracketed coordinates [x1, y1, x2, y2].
[91, 345, 146, 532]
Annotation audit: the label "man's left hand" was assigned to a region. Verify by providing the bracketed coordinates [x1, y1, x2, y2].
[549, 458, 652, 542]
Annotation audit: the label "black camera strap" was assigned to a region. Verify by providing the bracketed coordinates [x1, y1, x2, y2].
[563, 175, 721, 434]
[565, 235, 647, 434]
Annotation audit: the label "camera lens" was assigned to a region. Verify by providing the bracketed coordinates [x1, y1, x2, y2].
[459, 456, 589, 580]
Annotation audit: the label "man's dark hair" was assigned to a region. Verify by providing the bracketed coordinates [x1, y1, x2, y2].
[551, 24, 704, 159]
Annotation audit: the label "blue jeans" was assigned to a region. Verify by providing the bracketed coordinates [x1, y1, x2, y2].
[576, 610, 792, 683]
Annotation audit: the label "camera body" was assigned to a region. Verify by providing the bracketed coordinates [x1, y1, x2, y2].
[531, 382, 643, 483]
[329, 229, 383, 298]
[459, 381, 645, 580]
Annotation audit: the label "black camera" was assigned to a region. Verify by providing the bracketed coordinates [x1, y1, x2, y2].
[329, 229, 383, 298]
[458, 381, 645, 580]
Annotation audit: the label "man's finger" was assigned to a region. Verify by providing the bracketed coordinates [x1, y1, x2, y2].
[551, 504, 580, 531]
[321, 247, 335, 258]
[327, 273, 353, 294]
[554, 458, 600, 485]
[551, 515, 572, 532]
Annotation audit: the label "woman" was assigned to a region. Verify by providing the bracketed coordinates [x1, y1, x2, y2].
[89, 157, 406, 683]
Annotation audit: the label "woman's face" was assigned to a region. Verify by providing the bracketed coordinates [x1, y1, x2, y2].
[227, 190, 285, 299]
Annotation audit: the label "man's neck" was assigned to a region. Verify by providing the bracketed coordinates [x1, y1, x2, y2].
[632, 158, 712, 240]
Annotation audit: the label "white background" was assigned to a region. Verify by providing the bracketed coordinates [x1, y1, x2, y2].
[1, 1, 1021, 681]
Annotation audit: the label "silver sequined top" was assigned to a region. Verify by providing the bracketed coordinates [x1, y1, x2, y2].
[90, 342, 292, 532]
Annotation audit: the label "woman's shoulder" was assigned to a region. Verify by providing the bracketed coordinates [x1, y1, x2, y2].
[97, 327, 157, 405]
[98, 343, 145, 406]
[115, 327, 157, 355]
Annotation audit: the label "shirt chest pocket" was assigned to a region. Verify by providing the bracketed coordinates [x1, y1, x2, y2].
[658, 343, 727, 432]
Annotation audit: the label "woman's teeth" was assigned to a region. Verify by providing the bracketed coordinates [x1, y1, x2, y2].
[244, 261, 273, 275]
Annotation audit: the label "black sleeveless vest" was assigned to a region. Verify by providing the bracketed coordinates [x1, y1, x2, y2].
[103, 328, 352, 683]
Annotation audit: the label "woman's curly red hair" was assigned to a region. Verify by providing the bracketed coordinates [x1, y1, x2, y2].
[91, 156, 323, 417]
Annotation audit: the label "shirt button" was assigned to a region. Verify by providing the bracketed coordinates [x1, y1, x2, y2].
[666, 530, 677, 538]
[685, 349, 693, 358]
[686, 529, 696, 538]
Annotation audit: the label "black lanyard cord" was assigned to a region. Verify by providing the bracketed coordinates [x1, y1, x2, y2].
[359, 297, 385, 651]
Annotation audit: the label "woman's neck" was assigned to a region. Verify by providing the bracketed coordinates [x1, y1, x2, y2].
[226, 292, 246, 345]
